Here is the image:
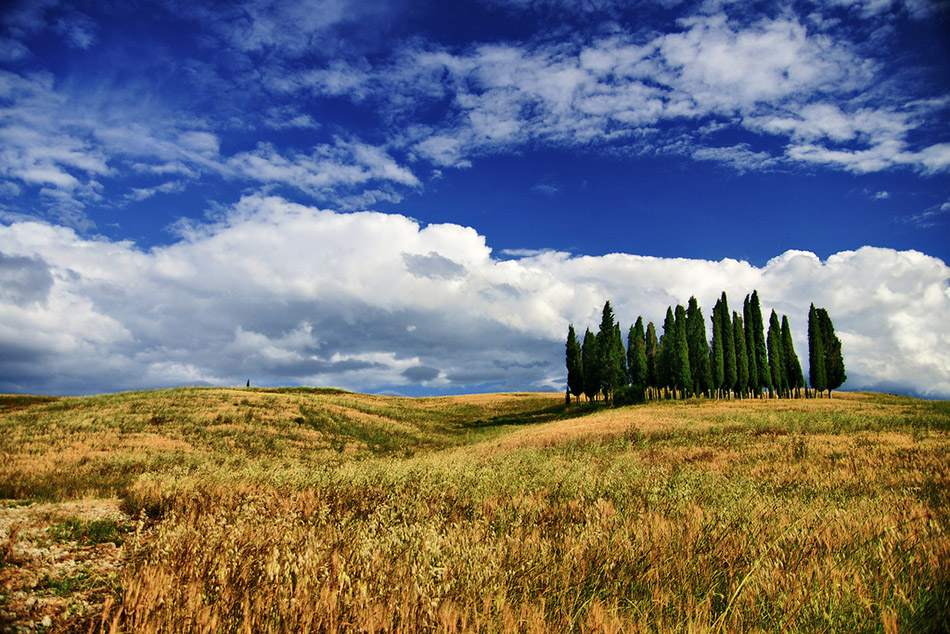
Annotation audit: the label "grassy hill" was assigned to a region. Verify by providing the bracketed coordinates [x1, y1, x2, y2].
[1, 388, 948, 633]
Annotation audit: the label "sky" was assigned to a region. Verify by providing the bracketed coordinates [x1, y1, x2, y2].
[1, 0, 949, 398]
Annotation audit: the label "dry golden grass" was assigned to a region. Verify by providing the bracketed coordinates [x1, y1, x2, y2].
[0, 388, 947, 632]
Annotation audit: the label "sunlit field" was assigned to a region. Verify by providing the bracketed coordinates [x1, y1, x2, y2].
[1, 389, 947, 633]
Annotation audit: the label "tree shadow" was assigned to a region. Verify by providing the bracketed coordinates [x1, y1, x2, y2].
[462, 401, 605, 430]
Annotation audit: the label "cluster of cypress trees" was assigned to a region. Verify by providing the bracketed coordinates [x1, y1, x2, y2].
[565, 290, 845, 405]
[807, 303, 847, 398]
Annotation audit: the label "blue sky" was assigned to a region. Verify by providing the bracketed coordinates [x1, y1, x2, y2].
[1, 0, 949, 398]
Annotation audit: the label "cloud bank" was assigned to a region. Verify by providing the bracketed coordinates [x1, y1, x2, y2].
[2, 195, 947, 398]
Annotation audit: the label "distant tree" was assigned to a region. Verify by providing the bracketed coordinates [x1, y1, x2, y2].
[750, 290, 771, 396]
[816, 308, 846, 397]
[733, 311, 749, 398]
[645, 321, 659, 400]
[566, 324, 584, 403]
[685, 297, 712, 397]
[658, 307, 676, 398]
[781, 314, 804, 398]
[767, 310, 786, 398]
[807, 304, 827, 398]
[582, 328, 600, 401]
[673, 305, 692, 398]
[709, 297, 725, 397]
[628, 317, 648, 390]
[743, 295, 759, 396]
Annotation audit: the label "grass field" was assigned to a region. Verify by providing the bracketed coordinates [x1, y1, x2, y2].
[0, 388, 948, 633]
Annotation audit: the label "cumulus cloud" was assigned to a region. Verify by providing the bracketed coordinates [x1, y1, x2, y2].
[1, 195, 947, 397]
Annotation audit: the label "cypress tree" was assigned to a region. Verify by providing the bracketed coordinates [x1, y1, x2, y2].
[645, 321, 658, 400]
[816, 308, 846, 396]
[733, 311, 749, 398]
[750, 290, 771, 396]
[743, 295, 759, 396]
[582, 328, 600, 401]
[673, 304, 692, 399]
[566, 324, 584, 404]
[719, 293, 737, 397]
[781, 314, 804, 398]
[595, 302, 624, 403]
[807, 304, 826, 397]
[614, 322, 628, 387]
[685, 297, 712, 397]
[628, 317, 648, 390]
[658, 307, 676, 398]
[710, 297, 724, 398]
[767, 310, 786, 398]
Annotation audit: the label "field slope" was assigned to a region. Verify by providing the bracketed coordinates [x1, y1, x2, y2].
[1, 388, 948, 633]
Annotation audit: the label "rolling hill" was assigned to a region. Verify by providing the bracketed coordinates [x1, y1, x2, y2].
[1, 388, 948, 633]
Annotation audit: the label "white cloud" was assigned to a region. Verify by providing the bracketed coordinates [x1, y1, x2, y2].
[691, 143, 779, 172]
[0, 69, 418, 221]
[901, 200, 950, 228]
[787, 140, 950, 174]
[658, 15, 864, 111]
[52, 10, 97, 49]
[226, 139, 419, 202]
[352, 10, 945, 175]
[2, 1, 946, 228]
[125, 180, 187, 202]
[1, 196, 947, 397]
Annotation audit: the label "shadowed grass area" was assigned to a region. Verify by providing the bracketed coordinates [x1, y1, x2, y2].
[0, 388, 948, 632]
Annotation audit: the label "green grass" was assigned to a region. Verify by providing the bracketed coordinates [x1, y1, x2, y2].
[47, 517, 129, 546]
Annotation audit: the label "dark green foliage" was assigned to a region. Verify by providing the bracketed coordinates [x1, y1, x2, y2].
[719, 293, 737, 395]
[733, 311, 749, 398]
[750, 290, 771, 394]
[658, 307, 676, 395]
[743, 295, 759, 395]
[565, 324, 584, 403]
[627, 317, 648, 389]
[645, 321, 658, 397]
[596, 302, 626, 402]
[582, 328, 600, 401]
[685, 297, 712, 397]
[614, 322, 628, 386]
[817, 308, 846, 395]
[710, 297, 725, 394]
[808, 304, 827, 396]
[613, 384, 645, 407]
[781, 315, 804, 396]
[767, 310, 786, 398]
[672, 305, 692, 397]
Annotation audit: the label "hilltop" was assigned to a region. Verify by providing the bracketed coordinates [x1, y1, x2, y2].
[1, 388, 948, 633]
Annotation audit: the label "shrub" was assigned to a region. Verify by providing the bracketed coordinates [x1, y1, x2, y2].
[614, 385, 645, 407]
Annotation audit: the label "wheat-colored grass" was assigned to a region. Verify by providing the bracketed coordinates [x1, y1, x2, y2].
[0, 388, 947, 632]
